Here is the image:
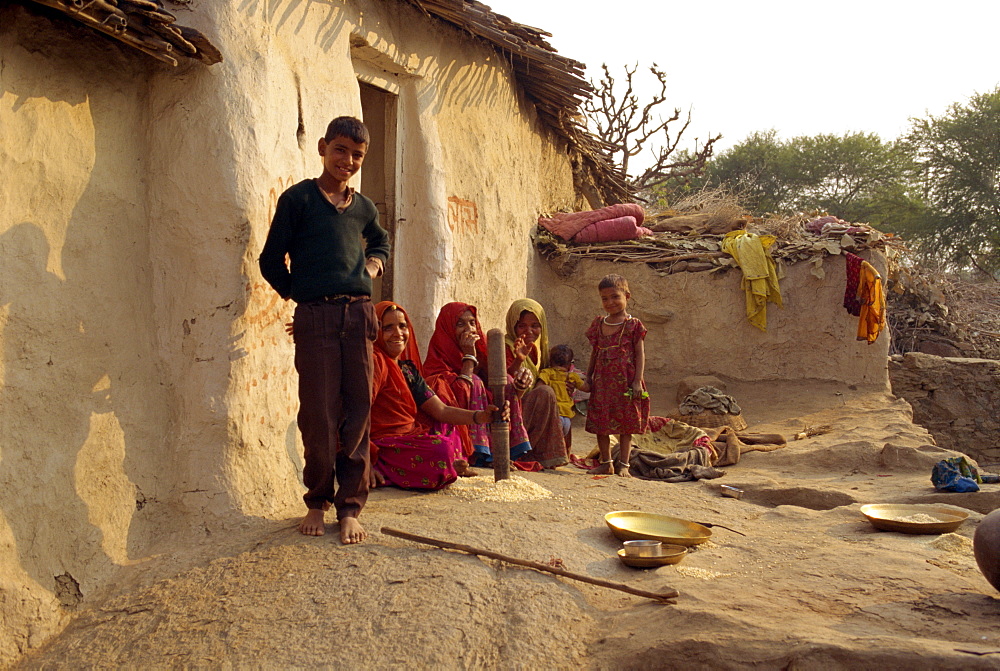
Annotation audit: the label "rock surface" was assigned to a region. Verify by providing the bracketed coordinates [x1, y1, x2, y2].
[889, 352, 1000, 466]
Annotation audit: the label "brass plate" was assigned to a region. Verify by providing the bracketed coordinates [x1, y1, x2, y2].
[605, 511, 712, 546]
[617, 545, 687, 568]
[860, 503, 969, 534]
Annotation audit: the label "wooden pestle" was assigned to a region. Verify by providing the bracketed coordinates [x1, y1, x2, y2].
[487, 328, 510, 482]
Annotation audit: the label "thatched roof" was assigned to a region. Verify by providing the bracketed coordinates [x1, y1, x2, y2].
[25, 0, 222, 66]
[21, 0, 626, 201]
[406, 0, 629, 203]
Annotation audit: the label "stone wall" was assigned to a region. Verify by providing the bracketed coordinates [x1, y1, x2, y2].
[889, 352, 1000, 466]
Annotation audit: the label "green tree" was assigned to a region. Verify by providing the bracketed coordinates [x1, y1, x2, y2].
[699, 130, 802, 213]
[704, 131, 920, 227]
[906, 87, 1000, 275]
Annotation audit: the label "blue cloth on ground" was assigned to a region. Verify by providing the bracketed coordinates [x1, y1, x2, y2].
[931, 457, 980, 493]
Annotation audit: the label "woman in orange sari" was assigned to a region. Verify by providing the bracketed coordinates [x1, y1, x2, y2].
[370, 301, 496, 489]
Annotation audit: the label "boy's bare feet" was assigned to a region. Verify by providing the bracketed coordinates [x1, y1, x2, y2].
[587, 461, 614, 475]
[299, 508, 326, 536]
[339, 517, 367, 544]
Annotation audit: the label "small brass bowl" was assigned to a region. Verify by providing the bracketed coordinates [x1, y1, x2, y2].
[622, 540, 663, 557]
[618, 544, 688, 568]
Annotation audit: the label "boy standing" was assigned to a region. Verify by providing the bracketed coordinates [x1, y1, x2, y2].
[259, 116, 390, 543]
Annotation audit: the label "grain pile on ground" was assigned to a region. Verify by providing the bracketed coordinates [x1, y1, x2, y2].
[439, 474, 553, 502]
[16, 381, 1000, 668]
[883, 513, 944, 523]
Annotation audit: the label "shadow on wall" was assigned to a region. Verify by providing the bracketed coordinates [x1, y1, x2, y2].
[239, 0, 516, 118]
[237, 0, 350, 53]
[0, 7, 170, 620]
[415, 56, 518, 118]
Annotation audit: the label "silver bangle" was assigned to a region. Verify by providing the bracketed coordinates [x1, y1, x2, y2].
[461, 354, 478, 365]
[457, 374, 474, 384]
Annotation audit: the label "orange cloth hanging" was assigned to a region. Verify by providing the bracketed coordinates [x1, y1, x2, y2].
[856, 261, 886, 344]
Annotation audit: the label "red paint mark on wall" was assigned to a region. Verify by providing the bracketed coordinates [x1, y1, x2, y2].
[447, 196, 479, 235]
[267, 175, 296, 224]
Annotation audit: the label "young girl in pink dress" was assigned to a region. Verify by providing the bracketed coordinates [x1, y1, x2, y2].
[584, 274, 649, 476]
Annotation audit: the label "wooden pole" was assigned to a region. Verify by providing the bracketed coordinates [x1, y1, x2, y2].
[381, 527, 678, 604]
[487, 328, 510, 482]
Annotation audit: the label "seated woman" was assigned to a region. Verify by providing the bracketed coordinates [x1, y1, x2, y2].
[371, 301, 500, 490]
[422, 302, 532, 467]
[504, 299, 569, 468]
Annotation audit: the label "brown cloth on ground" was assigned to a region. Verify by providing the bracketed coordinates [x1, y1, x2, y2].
[619, 443, 726, 482]
[709, 427, 787, 467]
[680, 386, 742, 416]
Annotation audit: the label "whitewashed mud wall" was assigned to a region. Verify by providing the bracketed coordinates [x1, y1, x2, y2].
[0, 1, 580, 662]
[532, 252, 891, 401]
[0, 7, 172, 660]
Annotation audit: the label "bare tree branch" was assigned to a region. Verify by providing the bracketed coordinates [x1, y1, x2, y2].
[583, 63, 720, 197]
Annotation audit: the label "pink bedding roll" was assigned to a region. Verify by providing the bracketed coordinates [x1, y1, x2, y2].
[538, 203, 645, 240]
[573, 216, 651, 243]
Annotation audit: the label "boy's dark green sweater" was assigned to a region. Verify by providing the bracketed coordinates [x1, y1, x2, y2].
[258, 179, 390, 302]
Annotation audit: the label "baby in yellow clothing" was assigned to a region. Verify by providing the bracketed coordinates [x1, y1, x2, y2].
[537, 345, 590, 454]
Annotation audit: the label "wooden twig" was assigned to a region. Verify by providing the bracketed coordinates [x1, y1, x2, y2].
[381, 527, 678, 604]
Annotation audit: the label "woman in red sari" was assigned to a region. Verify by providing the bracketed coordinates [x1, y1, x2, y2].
[422, 302, 532, 467]
[370, 301, 497, 490]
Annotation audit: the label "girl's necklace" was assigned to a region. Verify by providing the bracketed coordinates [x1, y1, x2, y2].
[603, 314, 630, 326]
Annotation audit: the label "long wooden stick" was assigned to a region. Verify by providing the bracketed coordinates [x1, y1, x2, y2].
[381, 527, 678, 603]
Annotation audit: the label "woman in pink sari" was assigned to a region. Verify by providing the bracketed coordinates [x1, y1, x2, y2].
[422, 302, 532, 467]
[370, 301, 498, 490]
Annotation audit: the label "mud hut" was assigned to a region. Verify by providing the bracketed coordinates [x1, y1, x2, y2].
[1, 0, 907, 665]
[0, 0, 625, 660]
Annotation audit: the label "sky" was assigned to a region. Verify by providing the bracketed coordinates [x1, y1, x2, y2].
[486, 0, 1000, 158]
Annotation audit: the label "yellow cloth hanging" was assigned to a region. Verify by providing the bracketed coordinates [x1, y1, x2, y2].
[856, 261, 886, 344]
[722, 230, 783, 331]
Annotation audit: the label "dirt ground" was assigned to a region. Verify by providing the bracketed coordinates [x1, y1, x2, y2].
[14, 381, 1000, 670]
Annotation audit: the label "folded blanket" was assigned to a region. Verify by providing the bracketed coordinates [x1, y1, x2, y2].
[573, 216, 651, 243]
[538, 203, 645, 241]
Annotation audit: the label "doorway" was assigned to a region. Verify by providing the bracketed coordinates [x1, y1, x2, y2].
[358, 81, 398, 302]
